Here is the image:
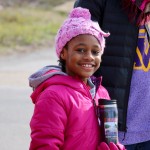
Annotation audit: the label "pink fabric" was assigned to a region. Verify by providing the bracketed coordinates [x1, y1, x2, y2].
[139, 0, 150, 11]
[55, 7, 110, 58]
[98, 142, 126, 150]
[131, 0, 150, 11]
[29, 74, 110, 150]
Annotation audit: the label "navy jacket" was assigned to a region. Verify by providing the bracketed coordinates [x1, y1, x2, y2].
[75, 0, 139, 131]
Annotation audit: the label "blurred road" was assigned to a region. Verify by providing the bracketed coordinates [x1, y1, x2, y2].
[0, 48, 57, 150]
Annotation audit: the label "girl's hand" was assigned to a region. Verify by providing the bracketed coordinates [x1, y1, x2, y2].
[98, 142, 126, 150]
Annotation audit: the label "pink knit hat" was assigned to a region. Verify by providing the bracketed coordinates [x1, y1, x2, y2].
[55, 7, 110, 58]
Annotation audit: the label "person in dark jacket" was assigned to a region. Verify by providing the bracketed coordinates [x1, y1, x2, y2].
[75, 0, 150, 149]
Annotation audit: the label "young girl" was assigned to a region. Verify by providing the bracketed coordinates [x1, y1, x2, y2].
[29, 7, 125, 150]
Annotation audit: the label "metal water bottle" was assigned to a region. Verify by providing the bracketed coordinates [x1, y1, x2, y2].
[97, 99, 118, 144]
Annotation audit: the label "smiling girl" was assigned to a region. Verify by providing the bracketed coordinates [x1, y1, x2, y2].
[28, 7, 125, 150]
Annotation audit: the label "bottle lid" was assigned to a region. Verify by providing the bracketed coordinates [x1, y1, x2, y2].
[98, 99, 117, 105]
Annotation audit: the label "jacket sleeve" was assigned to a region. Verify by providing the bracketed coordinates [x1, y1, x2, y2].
[74, 0, 106, 26]
[29, 90, 67, 150]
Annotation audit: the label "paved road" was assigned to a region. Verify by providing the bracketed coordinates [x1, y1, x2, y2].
[0, 48, 57, 150]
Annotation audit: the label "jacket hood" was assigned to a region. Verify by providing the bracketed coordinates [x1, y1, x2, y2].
[28, 65, 97, 104]
[29, 65, 66, 90]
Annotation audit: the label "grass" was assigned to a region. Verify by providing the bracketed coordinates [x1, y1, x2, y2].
[0, 0, 69, 8]
[0, 6, 68, 54]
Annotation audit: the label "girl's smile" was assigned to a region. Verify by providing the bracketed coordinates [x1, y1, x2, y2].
[60, 34, 102, 84]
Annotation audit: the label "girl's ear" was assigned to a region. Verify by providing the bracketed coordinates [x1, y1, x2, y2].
[60, 47, 67, 60]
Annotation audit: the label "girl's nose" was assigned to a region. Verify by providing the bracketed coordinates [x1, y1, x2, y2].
[83, 51, 94, 60]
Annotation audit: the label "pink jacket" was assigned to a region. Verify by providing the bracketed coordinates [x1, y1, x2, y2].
[29, 66, 110, 150]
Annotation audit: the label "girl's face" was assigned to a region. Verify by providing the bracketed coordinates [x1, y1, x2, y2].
[61, 34, 102, 84]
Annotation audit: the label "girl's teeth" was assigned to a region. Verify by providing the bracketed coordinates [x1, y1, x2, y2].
[83, 64, 92, 67]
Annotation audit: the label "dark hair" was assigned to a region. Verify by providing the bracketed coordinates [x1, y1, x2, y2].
[58, 58, 66, 72]
[58, 44, 68, 73]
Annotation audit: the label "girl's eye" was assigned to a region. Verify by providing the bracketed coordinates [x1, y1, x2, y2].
[76, 48, 85, 53]
[76, 48, 101, 56]
[92, 50, 101, 56]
